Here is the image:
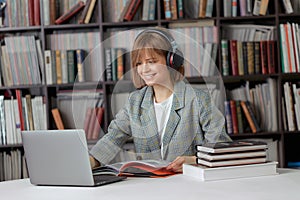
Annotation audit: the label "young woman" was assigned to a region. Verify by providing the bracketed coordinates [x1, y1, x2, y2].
[89, 28, 231, 172]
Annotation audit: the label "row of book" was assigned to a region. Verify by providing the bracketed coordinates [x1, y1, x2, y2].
[3, 0, 98, 27]
[183, 140, 277, 181]
[46, 31, 102, 82]
[224, 100, 260, 135]
[3, 0, 41, 27]
[44, 49, 85, 85]
[0, 35, 43, 87]
[55, 89, 104, 140]
[226, 78, 278, 133]
[103, 0, 215, 23]
[279, 22, 300, 73]
[0, 91, 47, 145]
[223, 0, 271, 17]
[221, 40, 276, 76]
[0, 150, 28, 182]
[104, 48, 126, 81]
[282, 82, 300, 132]
[53, 0, 97, 25]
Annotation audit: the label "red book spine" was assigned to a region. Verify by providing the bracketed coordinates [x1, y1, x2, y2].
[267, 40, 276, 74]
[15, 90, 25, 131]
[230, 40, 239, 76]
[55, 1, 85, 24]
[34, 0, 41, 26]
[260, 41, 268, 74]
[28, 0, 34, 26]
[230, 100, 238, 134]
[123, 0, 142, 21]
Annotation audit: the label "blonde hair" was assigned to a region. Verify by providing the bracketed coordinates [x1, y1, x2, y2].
[130, 28, 184, 89]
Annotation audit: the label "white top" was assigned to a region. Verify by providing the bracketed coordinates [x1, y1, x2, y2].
[154, 94, 173, 158]
[0, 169, 299, 200]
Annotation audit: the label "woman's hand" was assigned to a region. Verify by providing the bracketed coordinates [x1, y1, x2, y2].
[166, 156, 196, 172]
[89, 156, 100, 169]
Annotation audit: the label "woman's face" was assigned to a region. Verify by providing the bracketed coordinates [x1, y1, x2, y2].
[136, 50, 171, 87]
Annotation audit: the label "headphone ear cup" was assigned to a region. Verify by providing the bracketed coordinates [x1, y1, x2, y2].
[171, 50, 184, 70]
[166, 51, 173, 68]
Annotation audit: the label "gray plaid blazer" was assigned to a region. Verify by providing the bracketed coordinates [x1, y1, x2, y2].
[90, 81, 231, 164]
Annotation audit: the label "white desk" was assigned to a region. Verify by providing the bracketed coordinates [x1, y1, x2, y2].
[1, 169, 300, 200]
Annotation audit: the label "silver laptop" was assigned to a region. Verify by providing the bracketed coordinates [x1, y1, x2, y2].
[21, 129, 126, 186]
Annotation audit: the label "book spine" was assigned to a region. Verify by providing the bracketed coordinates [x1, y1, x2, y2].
[231, 0, 237, 17]
[148, 0, 157, 20]
[176, 0, 184, 19]
[67, 50, 76, 83]
[235, 100, 244, 133]
[254, 41, 261, 74]
[282, 0, 294, 14]
[239, 0, 247, 16]
[229, 40, 239, 76]
[44, 50, 53, 85]
[199, 0, 207, 18]
[15, 90, 25, 131]
[221, 39, 229, 76]
[60, 50, 68, 84]
[267, 40, 276, 74]
[34, 0, 41, 26]
[259, 0, 269, 15]
[50, 50, 57, 84]
[240, 101, 261, 133]
[260, 40, 268, 74]
[84, 0, 97, 24]
[230, 100, 238, 134]
[247, 42, 255, 75]
[28, 0, 35, 26]
[51, 108, 64, 130]
[170, 0, 178, 19]
[78, 0, 92, 24]
[237, 41, 244, 75]
[105, 48, 112, 81]
[76, 49, 85, 82]
[224, 100, 233, 134]
[25, 94, 34, 130]
[252, 0, 261, 16]
[91, 107, 104, 140]
[123, 0, 142, 21]
[117, 48, 125, 80]
[42, 0, 50, 25]
[163, 0, 172, 19]
[242, 41, 248, 75]
[55, 50, 62, 84]
[55, 1, 85, 24]
[49, 0, 56, 24]
[223, 0, 231, 17]
[205, 0, 214, 17]
[142, 0, 150, 20]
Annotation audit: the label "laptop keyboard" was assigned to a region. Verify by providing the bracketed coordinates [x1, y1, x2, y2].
[93, 175, 126, 186]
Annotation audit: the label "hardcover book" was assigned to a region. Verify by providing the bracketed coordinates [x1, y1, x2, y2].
[55, 1, 85, 24]
[183, 161, 278, 181]
[196, 156, 267, 167]
[92, 160, 176, 177]
[196, 140, 268, 154]
[196, 150, 267, 161]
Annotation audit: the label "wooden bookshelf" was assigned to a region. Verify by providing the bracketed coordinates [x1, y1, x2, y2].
[2, 0, 300, 181]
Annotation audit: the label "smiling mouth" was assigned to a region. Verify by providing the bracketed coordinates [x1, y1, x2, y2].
[143, 74, 156, 80]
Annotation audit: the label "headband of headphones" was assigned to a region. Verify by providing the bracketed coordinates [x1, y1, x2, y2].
[134, 28, 184, 70]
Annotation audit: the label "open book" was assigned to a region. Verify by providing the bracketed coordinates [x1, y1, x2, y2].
[92, 160, 176, 177]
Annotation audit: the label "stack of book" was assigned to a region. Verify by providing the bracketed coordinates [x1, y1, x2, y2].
[183, 141, 278, 181]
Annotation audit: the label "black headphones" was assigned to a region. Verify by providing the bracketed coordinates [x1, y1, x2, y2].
[135, 28, 184, 70]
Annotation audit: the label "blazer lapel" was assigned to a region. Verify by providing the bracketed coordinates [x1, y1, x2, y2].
[161, 81, 186, 158]
[140, 87, 161, 152]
